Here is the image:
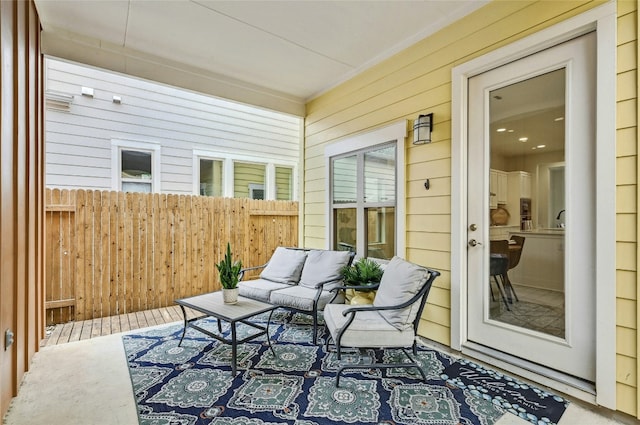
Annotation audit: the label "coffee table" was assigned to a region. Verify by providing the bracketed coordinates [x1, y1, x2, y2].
[175, 292, 278, 375]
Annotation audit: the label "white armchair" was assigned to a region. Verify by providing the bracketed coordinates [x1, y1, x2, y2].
[323, 256, 440, 386]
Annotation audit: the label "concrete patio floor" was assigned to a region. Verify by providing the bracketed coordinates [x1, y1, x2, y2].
[2, 320, 634, 425]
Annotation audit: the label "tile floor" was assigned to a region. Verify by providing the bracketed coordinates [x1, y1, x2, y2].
[2, 320, 633, 425]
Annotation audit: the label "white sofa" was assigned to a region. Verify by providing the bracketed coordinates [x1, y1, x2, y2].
[238, 247, 355, 344]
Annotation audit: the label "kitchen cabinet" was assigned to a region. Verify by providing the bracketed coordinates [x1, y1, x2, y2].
[506, 171, 532, 227]
[489, 169, 507, 208]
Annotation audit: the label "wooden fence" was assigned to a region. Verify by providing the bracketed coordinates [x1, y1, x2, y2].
[45, 188, 299, 325]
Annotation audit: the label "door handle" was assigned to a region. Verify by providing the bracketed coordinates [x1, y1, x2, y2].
[468, 239, 482, 247]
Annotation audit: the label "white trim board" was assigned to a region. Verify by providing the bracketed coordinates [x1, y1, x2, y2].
[450, 1, 616, 409]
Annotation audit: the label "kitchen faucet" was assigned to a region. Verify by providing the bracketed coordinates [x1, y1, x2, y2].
[556, 209, 565, 228]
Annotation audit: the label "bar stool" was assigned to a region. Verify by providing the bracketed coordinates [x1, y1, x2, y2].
[489, 253, 511, 311]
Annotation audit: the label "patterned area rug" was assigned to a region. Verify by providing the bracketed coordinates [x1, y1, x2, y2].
[122, 310, 505, 425]
[442, 359, 569, 425]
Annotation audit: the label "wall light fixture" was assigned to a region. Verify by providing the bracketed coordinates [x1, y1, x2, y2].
[413, 113, 434, 145]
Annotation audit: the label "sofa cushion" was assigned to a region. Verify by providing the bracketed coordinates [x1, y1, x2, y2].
[269, 285, 345, 312]
[324, 304, 415, 348]
[238, 278, 291, 302]
[259, 247, 307, 284]
[373, 256, 429, 331]
[299, 250, 352, 290]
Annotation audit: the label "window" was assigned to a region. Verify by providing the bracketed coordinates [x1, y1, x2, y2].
[326, 121, 406, 259]
[234, 162, 266, 199]
[199, 158, 223, 197]
[331, 143, 396, 259]
[275, 166, 293, 201]
[112, 140, 161, 193]
[121, 150, 152, 193]
[193, 150, 297, 200]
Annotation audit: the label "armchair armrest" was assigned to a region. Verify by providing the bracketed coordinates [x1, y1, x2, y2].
[329, 282, 380, 293]
[238, 263, 268, 281]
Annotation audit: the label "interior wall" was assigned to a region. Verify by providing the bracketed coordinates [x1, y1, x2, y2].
[303, 0, 639, 416]
[0, 0, 45, 418]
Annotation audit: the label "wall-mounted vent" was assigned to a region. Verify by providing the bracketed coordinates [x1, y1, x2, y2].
[45, 90, 74, 111]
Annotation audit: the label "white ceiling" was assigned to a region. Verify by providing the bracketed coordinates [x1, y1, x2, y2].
[34, 0, 487, 103]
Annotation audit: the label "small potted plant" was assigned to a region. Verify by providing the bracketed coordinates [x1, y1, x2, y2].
[216, 242, 243, 304]
[339, 258, 384, 304]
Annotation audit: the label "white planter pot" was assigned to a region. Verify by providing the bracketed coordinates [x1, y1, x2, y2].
[222, 288, 239, 304]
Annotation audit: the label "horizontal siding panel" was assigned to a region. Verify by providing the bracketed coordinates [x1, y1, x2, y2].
[617, 214, 637, 242]
[617, 70, 637, 101]
[47, 163, 111, 178]
[406, 248, 450, 272]
[407, 214, 451, 234]
[617, 41, 637, 73]
[46, 176, 109, 189]
[406, 196, 451, 215]
[407, 158, 451, 180]
[46, 140, 110, 158]
[422, 303, 451, 330]
[617, 155, 637, 185]
[617, 354, 637, 387]
[407, 232, 451, 252]
[617, 270, 638, 301]
[616, 241, 637, 272]
[427, 286, 451, 309]
[617, 298, 637, 329]
[616, 326, 636, 358]
[417, 320, 450, 346]
[616, 383, 637, 417]
[617, 98, 637, 129]
[617, 127, 637, 157]
[617, 185, 637, 213]
[407, 177, 451, 198]
[617, 10, 637, 45]
[408, 138, 452, 164]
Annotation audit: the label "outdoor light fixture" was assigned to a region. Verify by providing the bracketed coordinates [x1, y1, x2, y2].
[413, 113, 434, 145]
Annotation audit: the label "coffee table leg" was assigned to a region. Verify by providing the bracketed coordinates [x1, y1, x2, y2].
[178, 305, 188, 346]
[266, 309, 276, 359]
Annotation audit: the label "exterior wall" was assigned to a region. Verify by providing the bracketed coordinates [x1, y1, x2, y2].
[0, 0, 45, 418]
[45, 59, 301, 196]
[304, 0, 638, 416]
[615, 0, 638, 416]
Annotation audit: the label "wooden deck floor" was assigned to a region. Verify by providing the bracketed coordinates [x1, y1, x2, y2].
[42, 305, 200, 347]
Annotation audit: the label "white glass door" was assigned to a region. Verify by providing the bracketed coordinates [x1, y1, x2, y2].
[467, 33, 596, 381]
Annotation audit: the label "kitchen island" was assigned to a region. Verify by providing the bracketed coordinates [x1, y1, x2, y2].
[508, 230, 564, 292]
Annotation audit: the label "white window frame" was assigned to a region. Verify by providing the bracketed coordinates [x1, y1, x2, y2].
[111, 139, 161, 193]
[193, 154, 225, 197]
[324, 120, 406, 254]
[192, 150, 298, 200]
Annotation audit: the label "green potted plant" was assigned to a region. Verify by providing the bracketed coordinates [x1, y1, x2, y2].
[216, 242, 243, 304]
[339, 258, 384, 304]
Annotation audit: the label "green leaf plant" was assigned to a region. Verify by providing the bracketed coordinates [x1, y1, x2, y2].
[216, 242, 243, 289]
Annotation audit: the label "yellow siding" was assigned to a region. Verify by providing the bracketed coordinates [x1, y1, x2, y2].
[617, 1, 639, 417]
[304, 0, 639, 417]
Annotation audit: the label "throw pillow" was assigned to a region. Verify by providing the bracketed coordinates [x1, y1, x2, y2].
[373, 256, 429, 330]
[260, 247, 307, 284]
[299, 250, 352, 289]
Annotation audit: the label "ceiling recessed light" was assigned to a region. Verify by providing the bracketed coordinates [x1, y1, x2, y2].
[531, 147, 537, 150]
[508, 129, 514, 133]
[537, 144, 546, 148]
[497, 128, 506, 132]
[554, 117, 564, 122]
[519, 137, 528, 142]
